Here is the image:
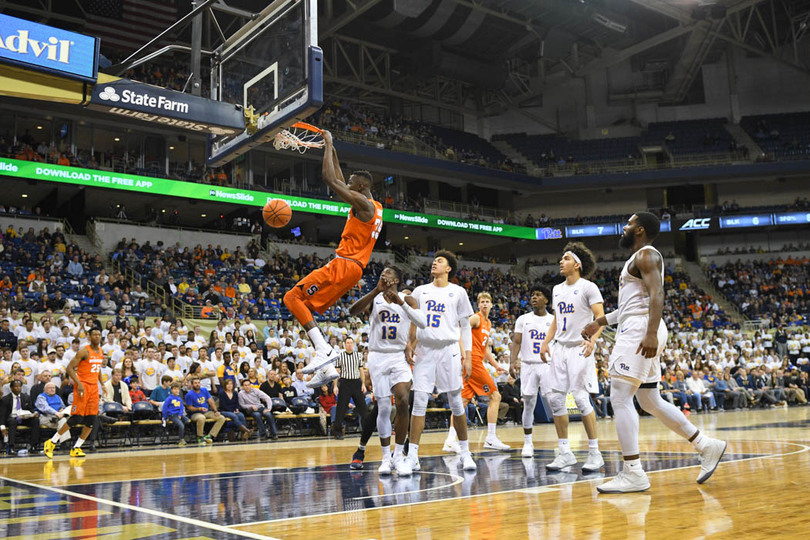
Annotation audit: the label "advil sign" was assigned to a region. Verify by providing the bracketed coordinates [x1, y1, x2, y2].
[0, 14, 98, 81]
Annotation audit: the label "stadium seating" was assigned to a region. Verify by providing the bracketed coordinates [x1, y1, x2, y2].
[741, 111, 810, 160]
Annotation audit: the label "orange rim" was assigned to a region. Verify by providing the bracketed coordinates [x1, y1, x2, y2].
[290, 121, 322, 133]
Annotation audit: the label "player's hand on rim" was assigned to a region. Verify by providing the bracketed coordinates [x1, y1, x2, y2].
[322, 130, 333, 145]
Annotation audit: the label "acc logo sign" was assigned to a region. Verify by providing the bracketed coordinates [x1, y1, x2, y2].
[679, 218, 712, 231]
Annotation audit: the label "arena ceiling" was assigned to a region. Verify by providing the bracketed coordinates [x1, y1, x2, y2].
[3, 0, 810, 120]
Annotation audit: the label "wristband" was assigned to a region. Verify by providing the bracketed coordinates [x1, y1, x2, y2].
[605, 311, 619, 326]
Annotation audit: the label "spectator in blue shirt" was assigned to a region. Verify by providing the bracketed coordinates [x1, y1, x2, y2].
[149, 376, 172, 410]
[35, 382, 71, 446]
[162, 382, 189, 445]
[184, 377, 226, 444]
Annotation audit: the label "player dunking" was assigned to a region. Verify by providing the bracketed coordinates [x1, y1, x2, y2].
[44, 327, 106, 458]
[538, 243, 605, 473]
[583, 212, 726, 493]
[348, 266, 426, 476]
[407, 250, 477, 472]
[444, 292, 510, 452]
[509, 283, 555, 458]
[284, 130, 384, 388]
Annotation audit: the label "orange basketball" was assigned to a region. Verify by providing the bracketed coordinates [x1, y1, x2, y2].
[262, 199, 292, 228]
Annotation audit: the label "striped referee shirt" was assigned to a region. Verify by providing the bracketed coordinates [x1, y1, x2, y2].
[335, 350, 364, 380]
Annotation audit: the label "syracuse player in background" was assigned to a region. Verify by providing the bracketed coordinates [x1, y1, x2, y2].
[285, 130, 384, 389]
[444, 292, 510, 452]
[44, 327, 106, 458]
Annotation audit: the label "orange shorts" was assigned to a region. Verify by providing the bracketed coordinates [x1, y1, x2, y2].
[71, 386, 100, 417]
[296, 257, 364, 314]
[462, 358, 497, 400]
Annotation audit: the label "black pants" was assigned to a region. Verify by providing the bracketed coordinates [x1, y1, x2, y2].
[6, 416, 40, 450]
[333, 378, 368, 433]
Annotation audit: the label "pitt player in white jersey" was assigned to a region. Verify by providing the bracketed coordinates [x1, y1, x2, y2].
[349, 266, 426, 477]
[539, 242, 606, 473]
[583, 212, 727, 493]
[407, 250, 477, 472]
[510, 283, 555, 458]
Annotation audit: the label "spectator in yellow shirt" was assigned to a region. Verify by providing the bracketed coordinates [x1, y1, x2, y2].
[237, 277, 251, 294]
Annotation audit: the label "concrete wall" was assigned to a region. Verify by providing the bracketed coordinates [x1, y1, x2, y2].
[698, 230, 808, 256]
[91, 220, 254, 254]
[699, 250, 809, 267]
[273, 241, 395, 265]
[0, 214, 68, 235]
[715, 178, 809, 208]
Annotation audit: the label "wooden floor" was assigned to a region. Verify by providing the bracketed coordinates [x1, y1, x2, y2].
[1, 407, 809, 539]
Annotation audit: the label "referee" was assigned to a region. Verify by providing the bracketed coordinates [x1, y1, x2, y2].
[332, 337, 369, 439]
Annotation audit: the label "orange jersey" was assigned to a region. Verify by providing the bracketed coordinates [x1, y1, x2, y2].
[77, 344, 104, 385]
[335, 200, 383, 267]
[471, 311, 491, 360]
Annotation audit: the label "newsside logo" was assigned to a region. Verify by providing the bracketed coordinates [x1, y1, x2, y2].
[0, 14, 98, 81]
[209, 189, 254, 202]
[90, 78, 244, 136]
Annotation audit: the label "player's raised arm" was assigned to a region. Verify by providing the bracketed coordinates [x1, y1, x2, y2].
[349, 275, 388, 317]
[321, 130, 374, 218]
[635, 248, 665, 358]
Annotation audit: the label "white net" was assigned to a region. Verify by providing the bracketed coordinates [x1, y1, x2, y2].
[273, 125, 325, 153]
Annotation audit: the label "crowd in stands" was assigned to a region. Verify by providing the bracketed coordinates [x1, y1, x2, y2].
[2, 222, 809, 454]
[705, 256, 809, 326]
[309, 102, 516, 172]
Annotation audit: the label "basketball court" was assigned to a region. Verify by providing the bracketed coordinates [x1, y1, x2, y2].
[1, 408, 808, 538]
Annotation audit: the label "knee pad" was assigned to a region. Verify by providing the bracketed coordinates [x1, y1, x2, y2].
[548, 391, 568, 417]
[67, 415, 85, 427]
[572, 390, 593, 417]
[376, 399, 393, 439]
[411, 391, 429, 417]
[635, 387, 664, 412]
[447, 389, 465, 416]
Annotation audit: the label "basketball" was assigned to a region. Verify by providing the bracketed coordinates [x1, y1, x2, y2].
[262, 199, 292, 228]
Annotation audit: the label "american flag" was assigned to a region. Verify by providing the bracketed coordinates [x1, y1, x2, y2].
[84, 0, 178, 52]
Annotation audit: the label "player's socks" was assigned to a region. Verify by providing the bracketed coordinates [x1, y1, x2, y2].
[409, 443, 419, 457]
[307, 328, 329, 354]
[74, 437, 85, 449]
[358, 444, 366, 451]
[690, 431, 708, 452]
[624, 458, 642, 472]
[50, 433, 60, 444]
[446, 425, 457, 442]
[589, 439, 599, 451]
[524, 434, 533, 444]
[487, 423, 496, 437]
[558, 438, 570, 454]
[459, 440, 470, 454]
[380, 444, 391, 462]
[394, 443, 405, 459]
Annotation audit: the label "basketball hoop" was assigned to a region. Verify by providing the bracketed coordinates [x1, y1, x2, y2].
[273, 122, 325, 153]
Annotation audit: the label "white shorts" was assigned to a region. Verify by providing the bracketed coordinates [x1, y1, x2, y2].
[367, 350, 412, 399]
[520, 362, 550, 397]
[609, 316, 667, 384]
[412, 342, 462, 394]
[548, 343, 598, 394]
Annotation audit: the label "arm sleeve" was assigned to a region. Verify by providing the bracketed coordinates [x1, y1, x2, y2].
[402, 301, 427, 329]
[605, 310, 619, 326]
[459, 316, 473, 352]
